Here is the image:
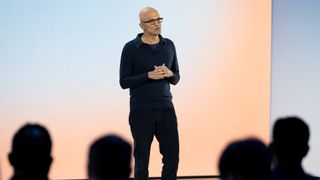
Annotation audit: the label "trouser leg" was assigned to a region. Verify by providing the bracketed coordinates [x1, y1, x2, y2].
[129, 109, 155, 180]
[155, 107, 179, 180]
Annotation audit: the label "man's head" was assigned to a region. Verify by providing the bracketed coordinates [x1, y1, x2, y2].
[219, 138, 272, 180]
[270, 116, 310, 167]
[139, 7, 162, 36]
[88, 135, 132, 180]
[8, 123, 52, 178]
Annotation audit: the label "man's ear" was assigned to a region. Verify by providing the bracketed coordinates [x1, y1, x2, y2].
[302, 144, 309, 158]
[8, 152, 15, 166]
[139, 23, 144, 30]
[49, 156, 53, 166]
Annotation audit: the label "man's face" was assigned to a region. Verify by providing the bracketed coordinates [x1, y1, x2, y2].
[139, 10, 162, 36]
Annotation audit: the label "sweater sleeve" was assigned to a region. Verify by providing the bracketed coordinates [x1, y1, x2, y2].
[119, 44, 149, 89]
[168, 43, 180, 85]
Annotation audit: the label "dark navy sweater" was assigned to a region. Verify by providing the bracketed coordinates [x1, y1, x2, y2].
[120, 34, 180, 109]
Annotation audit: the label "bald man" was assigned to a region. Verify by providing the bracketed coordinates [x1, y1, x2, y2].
[120, 7, 180, 180]
[8, 123, 52, 180]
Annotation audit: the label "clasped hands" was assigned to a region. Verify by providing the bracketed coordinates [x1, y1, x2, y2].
[148, 63, 173, 80]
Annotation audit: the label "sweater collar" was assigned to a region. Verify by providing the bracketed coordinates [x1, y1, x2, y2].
[133, 33, 167, 48]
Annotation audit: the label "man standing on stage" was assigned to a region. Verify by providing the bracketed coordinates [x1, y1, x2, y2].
[120, 7, 180, 180]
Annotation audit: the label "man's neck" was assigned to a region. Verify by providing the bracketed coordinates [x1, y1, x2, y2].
[141, 34, 160, 45]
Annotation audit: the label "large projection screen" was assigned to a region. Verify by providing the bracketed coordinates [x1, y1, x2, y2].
[0, 1, 271, 179]
[271, 0, 320, 177]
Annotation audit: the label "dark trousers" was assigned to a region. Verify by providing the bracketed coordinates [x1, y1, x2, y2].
[129, 107, 179, 180]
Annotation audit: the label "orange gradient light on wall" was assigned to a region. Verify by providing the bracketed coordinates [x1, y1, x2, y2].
[0, 0, 271, 179]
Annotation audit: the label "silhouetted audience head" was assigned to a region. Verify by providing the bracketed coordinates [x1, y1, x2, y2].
[219, 138, 272, 180]
[270, 116, 318, 180]
[270, 116, 309, 166]
[8, 123, 52, 180]
[88, 135, 132, 180]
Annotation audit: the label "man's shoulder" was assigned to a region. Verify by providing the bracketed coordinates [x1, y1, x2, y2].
[272, 168, 319, 180]
[161, 36, 174, 45]
[124, 33, 144, 49]
[305, 174, 319, 180]
[124, 38, 139, 48]
[162, 37, 176, 51]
